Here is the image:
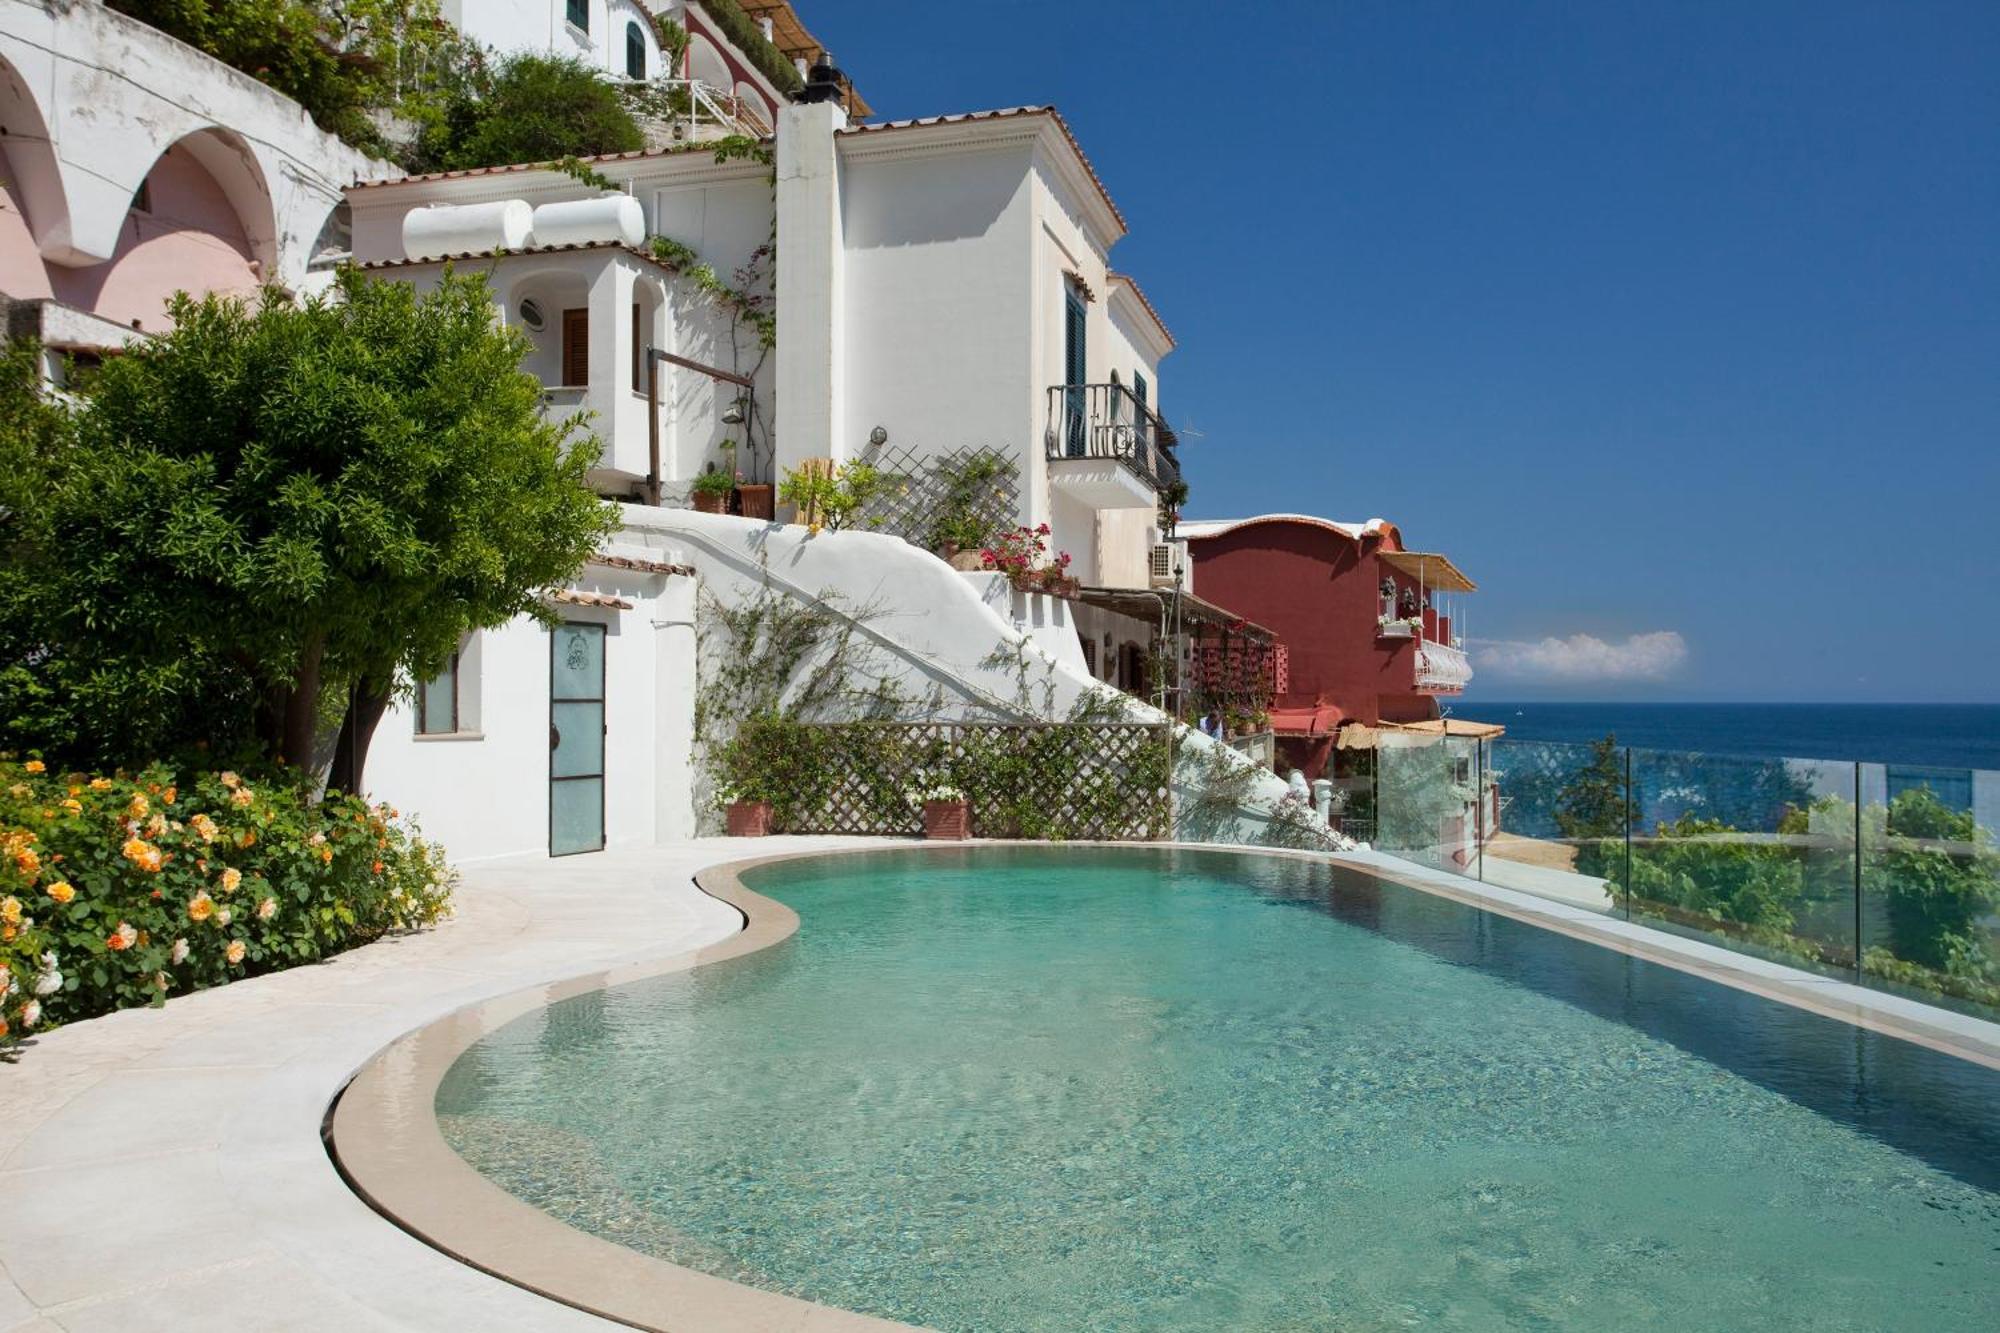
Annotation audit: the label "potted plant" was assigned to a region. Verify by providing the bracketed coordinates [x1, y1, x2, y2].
[716, 778, 773, 836]
[933, 512, 990, 570]
[915, 780, 970, 840]
[690, 465, 736, 515]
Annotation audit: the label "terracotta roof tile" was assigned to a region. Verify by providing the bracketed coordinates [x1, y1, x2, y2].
[1107, 271, 1174, 348]
[352, 240, 683, 277]
[590, 554, 696, 577]
[348, 138, 772, 191]
[546, 588, 634, 611]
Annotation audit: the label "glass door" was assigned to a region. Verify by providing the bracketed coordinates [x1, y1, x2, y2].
[1063, 284, 1087, 456]
[549, 621, 606, 855]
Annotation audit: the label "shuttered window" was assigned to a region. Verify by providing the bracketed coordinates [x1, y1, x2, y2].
[562, 308, 589, 387]
[566, 0, 588, 34]
[626, 22, 646, 78]
[631, 303, 643, 391]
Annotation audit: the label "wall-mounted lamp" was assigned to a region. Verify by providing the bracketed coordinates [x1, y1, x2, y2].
[721, 398, 747, 426]
[868, 425, 889, 447]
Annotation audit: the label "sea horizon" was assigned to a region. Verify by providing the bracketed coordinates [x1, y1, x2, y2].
[1452, 701, 2000, 772]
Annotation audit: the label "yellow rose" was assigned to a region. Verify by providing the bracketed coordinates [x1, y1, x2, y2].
[121, 838, 164, 873]
[229, 787, 254, 809]
[0, 897, 20, 925]
[189, 813, 218, 843]
[46, 880, 74, 904]
[60, 798, 81, 814]
[127, 793, 149, 819]
[219, 867, 242, 894]
[186, 892, 215, 923]
[89, 777, 113, 792]
[224, 939, 246, 965]
[22, 760, 44, 774]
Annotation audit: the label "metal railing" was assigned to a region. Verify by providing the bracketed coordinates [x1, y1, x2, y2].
[1414, 640, 1473, 692]
[630, 78, 767, 141]
[1044, 383, 1182, 492]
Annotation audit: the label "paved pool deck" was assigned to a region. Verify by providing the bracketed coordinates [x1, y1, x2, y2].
[0, 838, 892, 1333]
[4, 838, 1997, 1333]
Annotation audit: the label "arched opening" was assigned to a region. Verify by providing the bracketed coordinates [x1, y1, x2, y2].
[625, 20, 648, 80]
[50, 127, 276, 331]
[0, 52, 63, 295]
[504, 268, 593, 388]
[688, 35, 730, 91]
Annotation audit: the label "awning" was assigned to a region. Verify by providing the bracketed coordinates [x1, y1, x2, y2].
[1073, 586, 1277, 640]
[1379, 550, 1477, 593]
[1338, 717, 1507, 749]
[1269, 704, 1343, 737]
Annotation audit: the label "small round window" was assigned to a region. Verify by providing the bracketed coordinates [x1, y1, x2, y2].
[518, 298, 546, 331]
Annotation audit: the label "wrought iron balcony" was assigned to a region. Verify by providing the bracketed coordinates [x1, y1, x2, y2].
[1045, 383, 1182, 494]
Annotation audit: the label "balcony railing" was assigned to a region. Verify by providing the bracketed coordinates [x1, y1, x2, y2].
[1414, 639, 1473, 692]
[1045, 383, 1181, 493]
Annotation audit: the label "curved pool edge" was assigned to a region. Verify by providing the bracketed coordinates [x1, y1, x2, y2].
[329, 847, 921, 1333]
[327, 840, 2000, 1333]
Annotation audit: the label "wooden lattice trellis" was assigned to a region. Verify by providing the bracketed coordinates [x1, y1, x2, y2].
[774, 721, 1172, 840]
[857, 443, 1022, 549]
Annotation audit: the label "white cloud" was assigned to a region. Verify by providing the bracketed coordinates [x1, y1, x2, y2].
[1473, 631, 1689, 682]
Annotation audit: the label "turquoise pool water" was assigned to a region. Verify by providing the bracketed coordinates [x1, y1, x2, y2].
[436, 847, 2000, 1330]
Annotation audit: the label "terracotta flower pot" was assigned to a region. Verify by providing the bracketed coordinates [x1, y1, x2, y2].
[736, 483, 774, 520]
[922, 799, 970, 840]
[726, 800, 772, 837]
[692, 490, 729, 515]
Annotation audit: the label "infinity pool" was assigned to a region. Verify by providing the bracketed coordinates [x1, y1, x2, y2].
[436, 847, 2000, 1330]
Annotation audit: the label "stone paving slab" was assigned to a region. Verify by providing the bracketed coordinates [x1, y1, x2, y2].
[0, 838, 892, 1332]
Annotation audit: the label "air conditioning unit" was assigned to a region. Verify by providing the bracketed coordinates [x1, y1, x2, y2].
[1148, 540, 1187, 588]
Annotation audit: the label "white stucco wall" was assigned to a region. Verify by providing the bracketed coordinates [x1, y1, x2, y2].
[0, 0, 389, 288]
[444, 0, 666, 80]
[838, 141, 1036, 475]
[364, 557, 696, 862]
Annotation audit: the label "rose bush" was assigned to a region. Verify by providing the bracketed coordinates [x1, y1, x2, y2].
[0, 757, 453, 1046]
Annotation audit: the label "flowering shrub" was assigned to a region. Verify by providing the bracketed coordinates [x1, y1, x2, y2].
[0, 758, 454, 1047]
[980, 524, 1077, 595]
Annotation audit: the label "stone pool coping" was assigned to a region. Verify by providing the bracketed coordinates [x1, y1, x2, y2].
[325, 841, 2000, 1333]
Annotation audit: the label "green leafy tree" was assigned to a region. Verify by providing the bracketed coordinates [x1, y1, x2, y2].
[1555, 733, 1627, 877]
[424, 54, 644, 173]
[0, 270, 617, 788]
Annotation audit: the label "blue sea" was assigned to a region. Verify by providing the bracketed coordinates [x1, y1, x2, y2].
[1461, 702, 2000, 773]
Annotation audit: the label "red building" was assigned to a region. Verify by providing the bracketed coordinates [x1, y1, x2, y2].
[1178, 514, 1486, 779]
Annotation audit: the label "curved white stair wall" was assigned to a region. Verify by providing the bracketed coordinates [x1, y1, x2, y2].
[618, 506, 1346, 848]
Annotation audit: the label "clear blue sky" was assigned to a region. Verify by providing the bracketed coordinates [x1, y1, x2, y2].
[807, 1, 1999, 703]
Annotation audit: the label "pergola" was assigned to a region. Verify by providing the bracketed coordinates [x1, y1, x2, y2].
[735, 1, 874, 117]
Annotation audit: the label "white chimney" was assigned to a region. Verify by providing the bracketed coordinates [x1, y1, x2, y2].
[774, 99, 849, 470]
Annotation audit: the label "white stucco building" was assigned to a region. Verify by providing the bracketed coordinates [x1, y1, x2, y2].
[344, 94, 1181, 592]
[348, 64, 1237, 857]
[441, 1, 870, 138]
[0, 0, 389, 376]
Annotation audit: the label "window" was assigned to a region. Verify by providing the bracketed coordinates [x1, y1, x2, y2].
[566, 0, 589, 34]
[625, 21, 646, 78]
[1062, 282, 1087, 456]
[562, 308, 589, 386]
[1133, 368, 1151, 451]
[416, 653, 458, 735]
[631, 302, 644, 391]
